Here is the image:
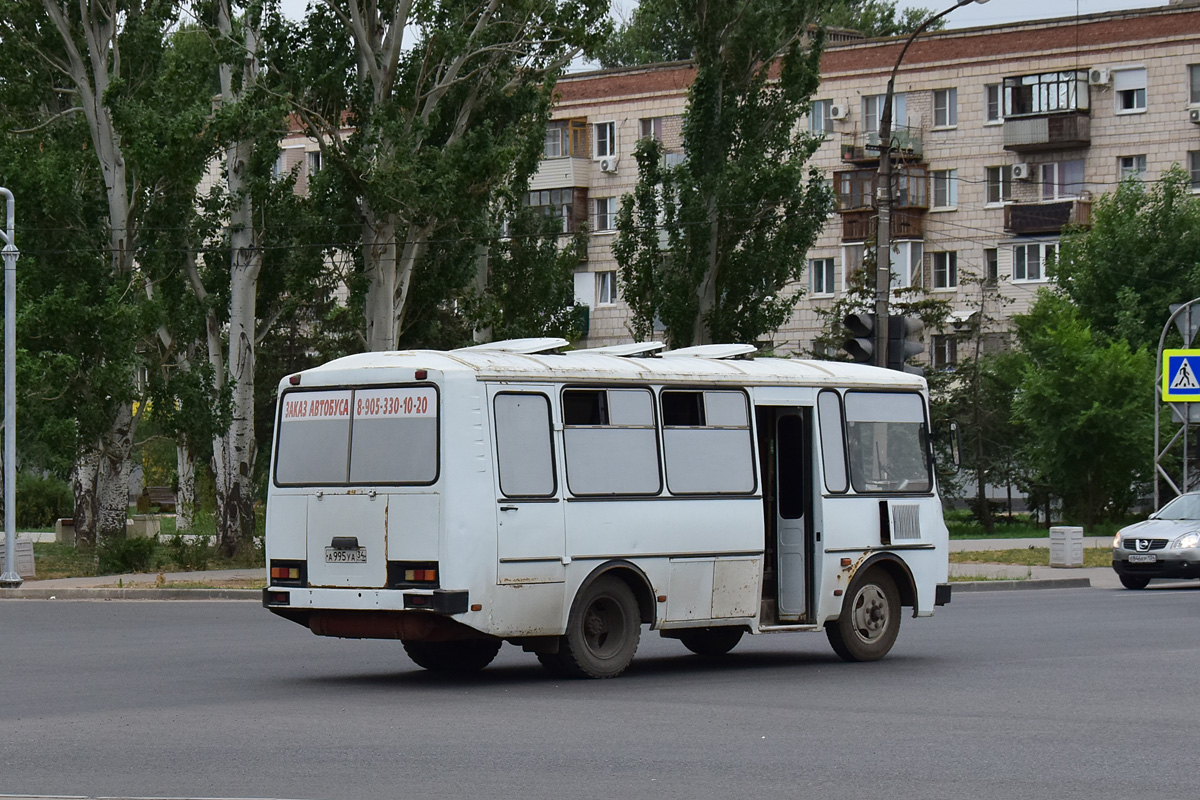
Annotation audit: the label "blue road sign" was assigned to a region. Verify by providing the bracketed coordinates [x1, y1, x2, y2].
[1163, 350, 1200, 402]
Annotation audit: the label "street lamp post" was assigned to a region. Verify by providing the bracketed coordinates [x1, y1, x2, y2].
[875, 0, 989, 368]
[0, 188, 19, 588]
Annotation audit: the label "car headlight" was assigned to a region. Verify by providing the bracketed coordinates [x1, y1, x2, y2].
[1172, 532, 1200, 549]
[1113, 534, 1122, 549]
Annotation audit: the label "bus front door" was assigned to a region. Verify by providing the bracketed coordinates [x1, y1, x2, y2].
[774, 410, 813, 622]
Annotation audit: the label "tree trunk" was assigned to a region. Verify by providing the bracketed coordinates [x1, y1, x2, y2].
[97, 402, 136, 542]
[71, 451, 101, 548]
[176, 438, 195, 532]
[362, 210, 399, 352]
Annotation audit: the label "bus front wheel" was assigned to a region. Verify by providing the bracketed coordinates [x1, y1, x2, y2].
[825, 569, 901, 663]
[540, 575, 641, 679]
[403, 639, 502, 673]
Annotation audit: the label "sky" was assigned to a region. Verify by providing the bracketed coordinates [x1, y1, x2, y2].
[280, 1, 1171, 27]
[902, 0, 1168, 28]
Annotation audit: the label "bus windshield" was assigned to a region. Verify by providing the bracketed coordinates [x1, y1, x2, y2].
[843, 391, 931, 494]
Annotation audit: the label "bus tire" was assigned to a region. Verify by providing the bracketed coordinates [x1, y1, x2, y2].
[541, 575, 641, 679]
[677, 627, 744, 656]
[402, 639, 502, 673]
[825, 569, 900, 663]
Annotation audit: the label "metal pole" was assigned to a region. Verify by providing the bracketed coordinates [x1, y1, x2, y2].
[1155, 299, 1200, 511]
[875, 0, 985, 369]
[0, 187, 20, 588]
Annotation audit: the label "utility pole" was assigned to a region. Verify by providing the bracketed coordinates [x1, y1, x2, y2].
[1, 187, 20, 588]
[875, 0, 989, 369]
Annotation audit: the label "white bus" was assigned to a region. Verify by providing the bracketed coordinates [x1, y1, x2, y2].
[263, 338, 951, 678]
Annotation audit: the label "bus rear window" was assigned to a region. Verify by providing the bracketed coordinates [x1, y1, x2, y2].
[274, 386, 438, 486]
[843, 391, 930, 494]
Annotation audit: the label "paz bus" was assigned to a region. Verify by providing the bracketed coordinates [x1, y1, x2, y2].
[263, 338, 951, 678]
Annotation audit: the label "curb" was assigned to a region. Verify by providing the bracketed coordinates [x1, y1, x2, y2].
[0, 587, 260, 601]
[952, 578, 1092, 592]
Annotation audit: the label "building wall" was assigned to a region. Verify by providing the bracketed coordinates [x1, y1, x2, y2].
[542, 6, 1200, 356]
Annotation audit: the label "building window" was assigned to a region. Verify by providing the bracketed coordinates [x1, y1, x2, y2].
[307, 150, 322, 175]
[1119, 155, 1147, 181]
[842, 244, 865, 289]
[593, 121, 616, 158]
[1013, 242, 1057, 283]
[639, 117, 664, 141]
[592, 197, 615, 232]
[932, 169, 958, 209]
[934, 88, 957, 127]
[596, 271, 616, 306]
[1190, 65, 1200, 106]
[1041, 160, 1086, 200]
[1114, 68, 1147, 113]
[891, 241, 923, 289]
[985, 84, 1002, 123]
[1003, 71, 1088, 116]
[862, 93, 906, 134]
[524, 189, 574, 233]
[984, 248, 999, 285]
[933, 251, 958, 289]
[810, 258, 835, 295]
[810, 99, 834, 135]
[985, 166, 1012, 205]
[544, 119, 587, 158]
[1190, 151, 1200, 192]
[932, 335, 958, 370]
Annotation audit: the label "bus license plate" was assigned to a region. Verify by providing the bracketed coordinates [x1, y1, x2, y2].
[325, 547, 367, 564]
[1128, 554, 1156, 564]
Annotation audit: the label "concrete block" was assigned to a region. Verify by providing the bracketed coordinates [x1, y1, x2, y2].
[0, 540, 35, 577]
[129, 515, 161, 539]
[55, 518, 76, 545]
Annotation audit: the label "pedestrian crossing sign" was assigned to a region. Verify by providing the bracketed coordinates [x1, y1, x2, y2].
[1164, 350, 1200, 401]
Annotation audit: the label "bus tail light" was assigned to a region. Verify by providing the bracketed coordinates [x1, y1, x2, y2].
[387, 561, 441, 589]
[269, 560, 306, 587]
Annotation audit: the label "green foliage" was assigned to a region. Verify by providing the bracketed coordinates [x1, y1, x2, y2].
[1054, 166, 1200, 351]
[97, 536, 158, 574]
[597, 0, 944, 68]
[164, 534, 215, 571]
[15, 473, 75, 529]
[1011, 291, 1154, 527]
[614, 0, 834, 347]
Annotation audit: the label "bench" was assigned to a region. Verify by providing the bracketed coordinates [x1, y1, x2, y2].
[146, 486, 177, 513]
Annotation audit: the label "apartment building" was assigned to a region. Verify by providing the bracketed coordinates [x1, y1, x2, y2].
[541, 1, 1200, 360]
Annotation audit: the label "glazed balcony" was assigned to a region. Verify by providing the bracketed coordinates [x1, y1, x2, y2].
[1003, 198, 1093, 235]
[840, 125, 923, 164]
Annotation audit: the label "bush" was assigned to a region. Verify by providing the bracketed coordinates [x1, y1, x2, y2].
[164, 534, 214, 571]
[97, 536, 157, 574]
[16, 472, 74, 529]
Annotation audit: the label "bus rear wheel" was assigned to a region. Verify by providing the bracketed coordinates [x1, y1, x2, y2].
[403, 639, 502, 673]
[825, 569, 901, 663]
[677, 627, 744, 656]
[540, 575, 641, 679]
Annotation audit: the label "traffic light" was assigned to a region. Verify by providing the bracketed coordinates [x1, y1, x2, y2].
[842, 313, 876, 365]
[887, 315, 925, 374]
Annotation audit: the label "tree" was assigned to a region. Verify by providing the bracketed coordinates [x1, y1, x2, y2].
[596, 0, 944, 68]
[613, 1, 833, 347]
[280, 0, 608, 351]
[1054, 166, 1200, 351]
[1010, 291, 1153, 528]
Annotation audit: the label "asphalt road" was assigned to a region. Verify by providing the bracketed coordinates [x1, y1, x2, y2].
[2, 585, 1198, 800]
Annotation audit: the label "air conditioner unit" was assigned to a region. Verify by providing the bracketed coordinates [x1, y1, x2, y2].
[598, 157, 619, 173]
[1088, 68, 1110, 86]
[829, 103, 849, 121]
[1190, 108, 1200, 124]
[1011, 162, 1033, 181]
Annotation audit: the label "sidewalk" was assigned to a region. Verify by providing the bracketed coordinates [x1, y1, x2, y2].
[0, 537, 1137, 600]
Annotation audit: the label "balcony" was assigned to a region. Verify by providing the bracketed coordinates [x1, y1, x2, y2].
[1003, 198, 1093, 235]
[530, 157, 591, 191]
[840, 209, 925, 242]
[1003, 111, 1091, 153]
[840, 126, 923, 164]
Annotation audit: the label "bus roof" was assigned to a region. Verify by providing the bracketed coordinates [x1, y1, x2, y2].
[288, 344, 927, 392]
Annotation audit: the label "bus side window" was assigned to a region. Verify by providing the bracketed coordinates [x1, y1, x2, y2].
[817, 390, 849, 494]
[562, 388, 661, 496]
[843, 391, 931, 494]
[661, 390, 755, 494]
[494, 393, 556, 498]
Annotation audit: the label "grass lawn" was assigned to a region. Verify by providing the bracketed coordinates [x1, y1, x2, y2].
[944, 508, 1132, 540]
[950, 547, 1112, 569]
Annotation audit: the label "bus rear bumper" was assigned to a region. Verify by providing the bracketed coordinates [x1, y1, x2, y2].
[263, 586, 469, 615]
[263, 587, 483, 642]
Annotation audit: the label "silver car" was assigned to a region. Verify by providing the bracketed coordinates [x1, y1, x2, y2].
[1112, 492, 1200, 589]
